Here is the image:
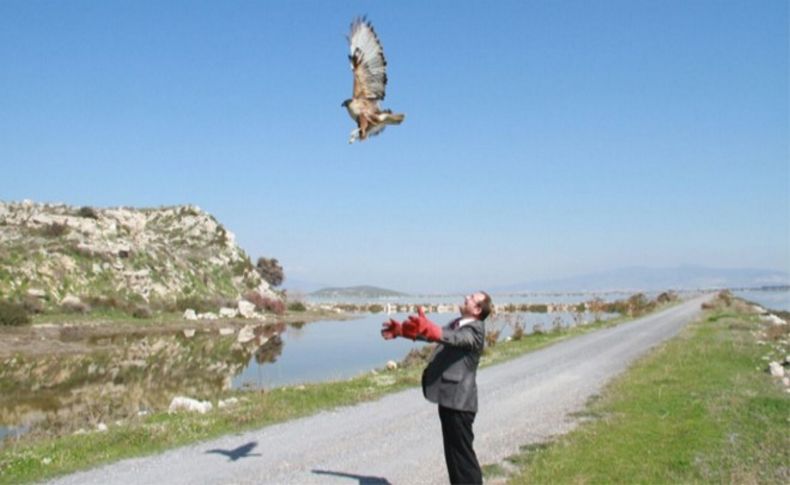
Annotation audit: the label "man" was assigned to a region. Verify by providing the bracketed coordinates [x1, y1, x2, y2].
[381, 291, 493, 485]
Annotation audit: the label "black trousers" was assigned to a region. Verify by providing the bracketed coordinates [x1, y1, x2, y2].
[438, 405, 482, 485]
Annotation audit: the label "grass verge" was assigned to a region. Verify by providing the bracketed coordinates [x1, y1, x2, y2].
[0, 304, 672, 483]
[498, 296, 789, 484]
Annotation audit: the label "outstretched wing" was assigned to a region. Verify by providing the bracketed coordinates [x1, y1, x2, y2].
[348, 17, 387, 100]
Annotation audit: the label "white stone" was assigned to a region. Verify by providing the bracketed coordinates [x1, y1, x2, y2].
[218, 397, 239, 409]
[219, 307, 238, 319]
[96, 423, 108, 432]
[783, 377, 789, 387]
[199, 312, 218, 320]
[26, 288, 46, 298]
[60, 294, 82, 306]
[763, 314, 787, 325]
[237, 325, 255, 344]
[769, 361, 785, 377]
[219, 328, 234, 336]
[183, 309, 198, 321]
[168, 396, 213, 414]
[182, 329, 196, 338]
[386, 360, 398, 371]
[238, 300, 256, 318]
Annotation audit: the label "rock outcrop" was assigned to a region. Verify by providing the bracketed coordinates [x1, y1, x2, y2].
[0, 200, 278, 308]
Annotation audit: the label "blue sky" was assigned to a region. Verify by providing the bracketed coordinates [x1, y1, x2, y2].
[1, 1, 788, 293]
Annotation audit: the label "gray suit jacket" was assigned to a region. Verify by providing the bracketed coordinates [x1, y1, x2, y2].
[421, 318, 486, 413]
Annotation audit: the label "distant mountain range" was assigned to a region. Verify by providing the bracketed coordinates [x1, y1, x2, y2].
[488, 265, 790, 293]
[284, 265, 789, 297]
[310, 285, 408, 298]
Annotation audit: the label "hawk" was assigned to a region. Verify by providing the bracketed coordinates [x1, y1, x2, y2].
[342, 17, 405, 144]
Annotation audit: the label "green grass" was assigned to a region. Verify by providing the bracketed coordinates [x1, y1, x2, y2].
[502, 298, 789, 484]
[0, 304, 673, 483]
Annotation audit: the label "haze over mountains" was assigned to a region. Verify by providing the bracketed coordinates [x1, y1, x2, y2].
[286, 265, 790, 296]
[488, 265, 790, 294]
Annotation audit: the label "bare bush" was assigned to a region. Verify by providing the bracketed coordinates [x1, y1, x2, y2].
[766, 324, 789, 341]
[132, 305, 153, 319]
[41, 222, 69, 238]
[400, 345, 435, 368]
[244, 291, 284, 315]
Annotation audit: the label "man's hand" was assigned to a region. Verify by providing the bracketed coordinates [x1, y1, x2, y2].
[404, 307, 442, 342]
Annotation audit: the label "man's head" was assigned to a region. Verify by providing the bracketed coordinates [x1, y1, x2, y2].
[460, 291, 493, 321]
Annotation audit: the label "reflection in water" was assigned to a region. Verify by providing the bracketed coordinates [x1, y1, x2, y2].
[0, 323, 285, 442]
[231, 311, 616, 390]
[1, 308, 620, 443]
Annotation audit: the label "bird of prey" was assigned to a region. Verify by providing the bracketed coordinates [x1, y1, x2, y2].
[342, 17, 405, 144]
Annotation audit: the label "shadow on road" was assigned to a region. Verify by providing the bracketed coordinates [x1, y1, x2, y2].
[312, 469, 391, 484]
[205, 441, 262, 462]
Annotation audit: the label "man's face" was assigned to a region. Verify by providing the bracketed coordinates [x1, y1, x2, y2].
[460, 292, 485, 318]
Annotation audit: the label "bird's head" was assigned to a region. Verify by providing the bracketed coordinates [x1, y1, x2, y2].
[341, 99, 351, 108]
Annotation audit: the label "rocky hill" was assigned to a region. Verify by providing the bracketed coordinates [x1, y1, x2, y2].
[0, 200, 277, 311]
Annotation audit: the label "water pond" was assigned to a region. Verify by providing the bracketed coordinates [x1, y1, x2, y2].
[733, 288, 790, 312]
[0, 310, 610, 444]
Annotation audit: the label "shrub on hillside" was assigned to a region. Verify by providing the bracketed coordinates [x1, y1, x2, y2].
[61, 299, 90, 314]
[0, 301, 31, 326]
[717, 290, 733, 305]
[287, 301, 307, 312]
[77, 206, 99, 219]
[656, 291, 678, 304]
[41, 222, 69, 238]
[84, 295, 128, 312]
[132, 305, 153, 319]
[765, 324, 788, 341]
[244, 291, 285, 315]
[21, 295, 45, 314]
[255, 257, 284, 287]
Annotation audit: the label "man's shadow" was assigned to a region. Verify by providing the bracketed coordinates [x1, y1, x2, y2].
[312, 469, 391, 484]
[205, 441, 262, 462]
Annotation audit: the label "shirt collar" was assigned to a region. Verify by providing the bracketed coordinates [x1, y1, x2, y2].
[457, 317, 476, 327]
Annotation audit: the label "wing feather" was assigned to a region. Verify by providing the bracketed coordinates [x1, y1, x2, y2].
[348, 17, 387, 100]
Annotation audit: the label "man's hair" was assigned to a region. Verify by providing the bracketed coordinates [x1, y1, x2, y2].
[478, 291, 493, 321]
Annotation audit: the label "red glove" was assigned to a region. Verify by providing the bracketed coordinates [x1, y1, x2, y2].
[381, 318, 420, 340]
[405, 307, 443, 342]
[381, 319, 403, 340]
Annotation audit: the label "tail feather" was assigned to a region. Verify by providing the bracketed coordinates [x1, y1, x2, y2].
[380, 112, 405, 125]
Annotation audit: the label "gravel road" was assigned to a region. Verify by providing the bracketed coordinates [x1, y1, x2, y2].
[49, 295, 711, 485]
